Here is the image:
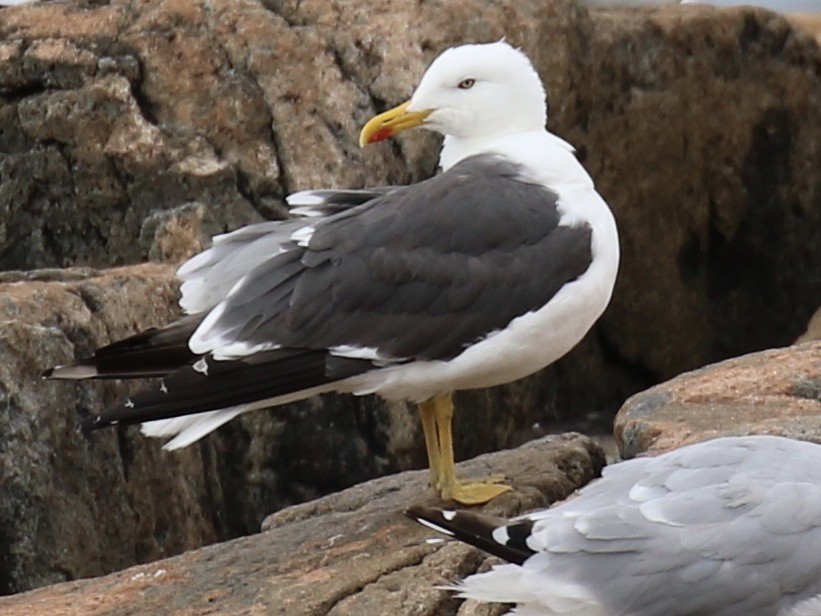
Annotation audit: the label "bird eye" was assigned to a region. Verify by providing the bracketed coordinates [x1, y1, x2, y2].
[457, 78, 475, 90]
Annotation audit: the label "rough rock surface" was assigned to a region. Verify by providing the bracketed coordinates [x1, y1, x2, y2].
[0, 264, 436, 594]
[0, 265, 222, 594]
[0, 434, 605, 616]
[615, 341, 821, 458]
[797, 305, 821, 343]
[0, 0, 820, 596]
[787, 14, 821, 43]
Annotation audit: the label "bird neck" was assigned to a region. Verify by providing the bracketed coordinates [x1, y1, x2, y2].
[439, 131, 593, 188]
[439, 133, 509, 171]
[440, 132, 607, 235]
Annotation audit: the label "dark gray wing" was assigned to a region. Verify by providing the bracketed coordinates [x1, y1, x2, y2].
[192, 154, 593, 362]
[178, 188, 396, 314]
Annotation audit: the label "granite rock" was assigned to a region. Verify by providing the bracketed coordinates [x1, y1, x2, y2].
[615, 341, 821, 458]
[797, 305, 821, 343]
[0, 264, 224, 594]
[0, 434, 605, 616]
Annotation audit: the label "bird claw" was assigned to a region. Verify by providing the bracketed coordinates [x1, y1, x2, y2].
[442, 480, 513, 505]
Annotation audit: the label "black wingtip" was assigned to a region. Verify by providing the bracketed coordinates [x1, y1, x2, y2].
[43, 361, 99, 380]
[81, 414, 105, 436]
[405, 505, 535, 565]
[405, 505, 461, 539]
[405, 505, 441, 524]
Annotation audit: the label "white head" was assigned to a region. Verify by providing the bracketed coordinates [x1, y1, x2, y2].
[359, 41, 547, 147]
[408, 41, 547, 139]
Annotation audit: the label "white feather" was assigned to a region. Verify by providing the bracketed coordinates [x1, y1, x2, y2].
[329, 345, 382, 361]
[782, 594, 821, 616]
[177, 222, 296, 314]
[286, 191, 326, 206]
[160, 407, 246, 450]
[211, 341, 281, 360]
[454, 563, 603, 614]
[140, 385, 335, 448]
[290, 226, 315, 247]
[141, 414, 206, 438]
[288, 206, 325, 218]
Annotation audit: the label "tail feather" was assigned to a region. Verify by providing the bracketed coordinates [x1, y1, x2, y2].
[82, 350, 373, 433]
[406, 506, 536, 565]
[146, 407, 246, 450]
[45, 314, 203, 380]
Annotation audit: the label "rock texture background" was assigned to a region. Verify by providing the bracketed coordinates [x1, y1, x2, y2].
[0, 434, 606, 616]
[0, 266, 219, 594]
[615, 340, 821, 457]
[0, 0, 819, 600]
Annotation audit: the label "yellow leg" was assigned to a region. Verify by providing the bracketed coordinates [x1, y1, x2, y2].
[433, 393, 458, 489]
[419, 399, 442, 490]
[423, 393, 512, 505]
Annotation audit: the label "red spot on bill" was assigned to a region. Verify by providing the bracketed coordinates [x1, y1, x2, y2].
[369, 127, 394, 144]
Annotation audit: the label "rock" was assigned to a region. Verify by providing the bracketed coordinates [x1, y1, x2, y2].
[0, 434, 606, 616]
[139, 202, 220, 263]
[0, 1, 265, 270]
[0, 264, 227, 594]
[0, 0, 820, 596]
[614, 341, 821, 458]
[568, 5, 821, 381]
[786, 14, 821, 44]
[796, 305, 821, 343]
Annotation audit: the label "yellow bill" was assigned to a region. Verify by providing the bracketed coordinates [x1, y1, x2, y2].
[359, 101, 432, 147]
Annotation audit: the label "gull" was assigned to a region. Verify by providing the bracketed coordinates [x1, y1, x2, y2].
[46, 41, 619, 505]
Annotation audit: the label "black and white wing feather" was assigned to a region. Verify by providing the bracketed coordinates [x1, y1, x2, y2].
[407, 506, 536, 565]
[286, 186, 397, 217]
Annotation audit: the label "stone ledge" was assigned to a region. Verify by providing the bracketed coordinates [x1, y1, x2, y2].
[0, 434, 605, 616]
[615, 341, 821, 458]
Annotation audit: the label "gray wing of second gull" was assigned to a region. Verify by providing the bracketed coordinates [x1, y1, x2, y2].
[513, 436, 821, 616]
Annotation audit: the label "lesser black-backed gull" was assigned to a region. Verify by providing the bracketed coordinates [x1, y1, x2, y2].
[409, 435, 821, 614]
[46, 41, 620, 505]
